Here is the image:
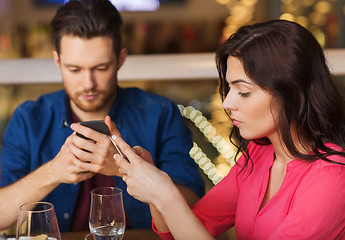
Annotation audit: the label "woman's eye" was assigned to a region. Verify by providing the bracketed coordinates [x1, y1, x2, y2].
[239, 92, 250, 97]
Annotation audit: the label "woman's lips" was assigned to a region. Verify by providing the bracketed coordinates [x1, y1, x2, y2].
[232, 119, 241, 126]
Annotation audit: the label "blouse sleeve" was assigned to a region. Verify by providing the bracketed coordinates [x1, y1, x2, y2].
[153, 155, 244, 239]
[268, 164, 345, 239]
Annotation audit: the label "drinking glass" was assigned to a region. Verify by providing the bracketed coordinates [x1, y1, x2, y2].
[16, 202, 61, 240]
[84, 233, 94, 240]
[89, 187, 125, 240]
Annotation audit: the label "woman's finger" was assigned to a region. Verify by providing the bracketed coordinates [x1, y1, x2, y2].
[110, 135, 131, 163]
[132, 146, 154, 165]
[122, 174, 128, 183]
[111, 135, 140, 162]
[114, 153, 130, 169]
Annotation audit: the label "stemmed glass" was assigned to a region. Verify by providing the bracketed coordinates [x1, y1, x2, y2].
[16, 202, 61, 240]
[89, 187, 126, 240]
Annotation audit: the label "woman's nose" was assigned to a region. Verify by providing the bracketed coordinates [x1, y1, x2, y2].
[222, 92, 237, 111]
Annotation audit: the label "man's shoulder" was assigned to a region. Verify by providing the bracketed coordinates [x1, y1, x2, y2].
[19, 90, 66, 108]
[16, 90, 66, 117]
[119, 87, 173, 106]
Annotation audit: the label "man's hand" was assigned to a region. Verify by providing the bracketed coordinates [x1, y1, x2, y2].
[68, 116, 123, 177]
[47, 134, 95, 184]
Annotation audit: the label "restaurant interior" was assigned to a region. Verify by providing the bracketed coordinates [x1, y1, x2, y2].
[1, 0, 345, 239]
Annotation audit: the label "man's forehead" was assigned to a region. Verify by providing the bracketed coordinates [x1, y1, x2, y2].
[59, 35, 116, 65]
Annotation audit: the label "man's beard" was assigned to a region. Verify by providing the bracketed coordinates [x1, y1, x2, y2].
[67, 90, 111, 112]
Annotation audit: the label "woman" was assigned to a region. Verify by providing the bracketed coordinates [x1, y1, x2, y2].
[112, 20, 345, 239]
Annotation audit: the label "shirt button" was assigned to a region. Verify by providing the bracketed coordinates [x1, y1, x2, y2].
[73, 182, 78, 186]
[63, 213, 70, 219]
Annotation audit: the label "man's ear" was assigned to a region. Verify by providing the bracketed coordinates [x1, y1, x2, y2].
[52, 50, 61, 68]
[117, 48, 128, 70]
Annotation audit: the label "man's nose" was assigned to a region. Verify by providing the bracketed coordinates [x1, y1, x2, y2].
[83, 71, 96, 90]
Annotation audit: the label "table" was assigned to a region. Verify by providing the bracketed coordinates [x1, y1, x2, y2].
[4, 229, 229, 240]
[61, 229, 161, 240]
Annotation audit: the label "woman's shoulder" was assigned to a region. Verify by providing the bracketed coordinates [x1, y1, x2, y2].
[297, 144, 345, 183]
[316, 143, 345, 166]
[300, 146, 345, 191]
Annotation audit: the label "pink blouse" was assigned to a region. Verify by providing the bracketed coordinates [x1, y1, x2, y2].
[155, 142, 345, 239]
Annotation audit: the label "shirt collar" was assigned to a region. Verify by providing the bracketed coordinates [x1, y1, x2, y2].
[108, 86, 123, 129]
[59, 91, 72, 128]
[59, 87, 123, 129]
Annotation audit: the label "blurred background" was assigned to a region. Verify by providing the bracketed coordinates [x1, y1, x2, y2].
[0, 1, 345, 237]
[1, 0, 345, 185]
[1, 0, 344, 59]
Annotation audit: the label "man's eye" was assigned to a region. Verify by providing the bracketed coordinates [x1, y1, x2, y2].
[97, 67, 108, 71]
[69, 68, 80, 73]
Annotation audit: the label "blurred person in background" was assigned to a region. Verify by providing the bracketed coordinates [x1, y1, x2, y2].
[114, 19, 345, 239]
[0, 0, 204, 231]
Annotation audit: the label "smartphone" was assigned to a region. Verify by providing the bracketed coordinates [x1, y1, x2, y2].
[76, 120, 110, 140]
[77, 120, 129, 161]
[109, 136, 129, 162]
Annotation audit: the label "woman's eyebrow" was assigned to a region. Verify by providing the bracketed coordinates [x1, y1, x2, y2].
[230, 79, 252, 85]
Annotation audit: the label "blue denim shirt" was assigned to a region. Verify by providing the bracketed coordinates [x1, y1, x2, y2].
[0, 87, 204, 232]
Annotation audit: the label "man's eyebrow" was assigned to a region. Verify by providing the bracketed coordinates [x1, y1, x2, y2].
[230, 79, 252, 85]
[63, 63, 79, 68]
[63, 61, 112, 68]
[92, 61, 112, 68]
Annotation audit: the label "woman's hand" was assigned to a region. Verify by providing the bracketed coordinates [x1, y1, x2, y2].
[112, 135, 214, 240]
[112, 135, 176, 207]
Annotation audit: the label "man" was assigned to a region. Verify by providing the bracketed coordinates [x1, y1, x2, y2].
[0, 0, 204, 231]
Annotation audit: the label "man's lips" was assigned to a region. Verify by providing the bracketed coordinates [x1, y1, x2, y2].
[81, 93, 98, 101]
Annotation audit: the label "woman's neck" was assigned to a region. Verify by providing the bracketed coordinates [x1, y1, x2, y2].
[269, 128, 311, 164]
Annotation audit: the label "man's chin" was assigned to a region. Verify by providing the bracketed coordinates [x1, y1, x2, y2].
[73, 101, 104, 112]
[79, 105, 103, 112]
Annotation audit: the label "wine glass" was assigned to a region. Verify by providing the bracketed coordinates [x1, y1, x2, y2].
[89, 187, 125, 240]
[84, 233, 94, 240]
[16, 202, 61, 240]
